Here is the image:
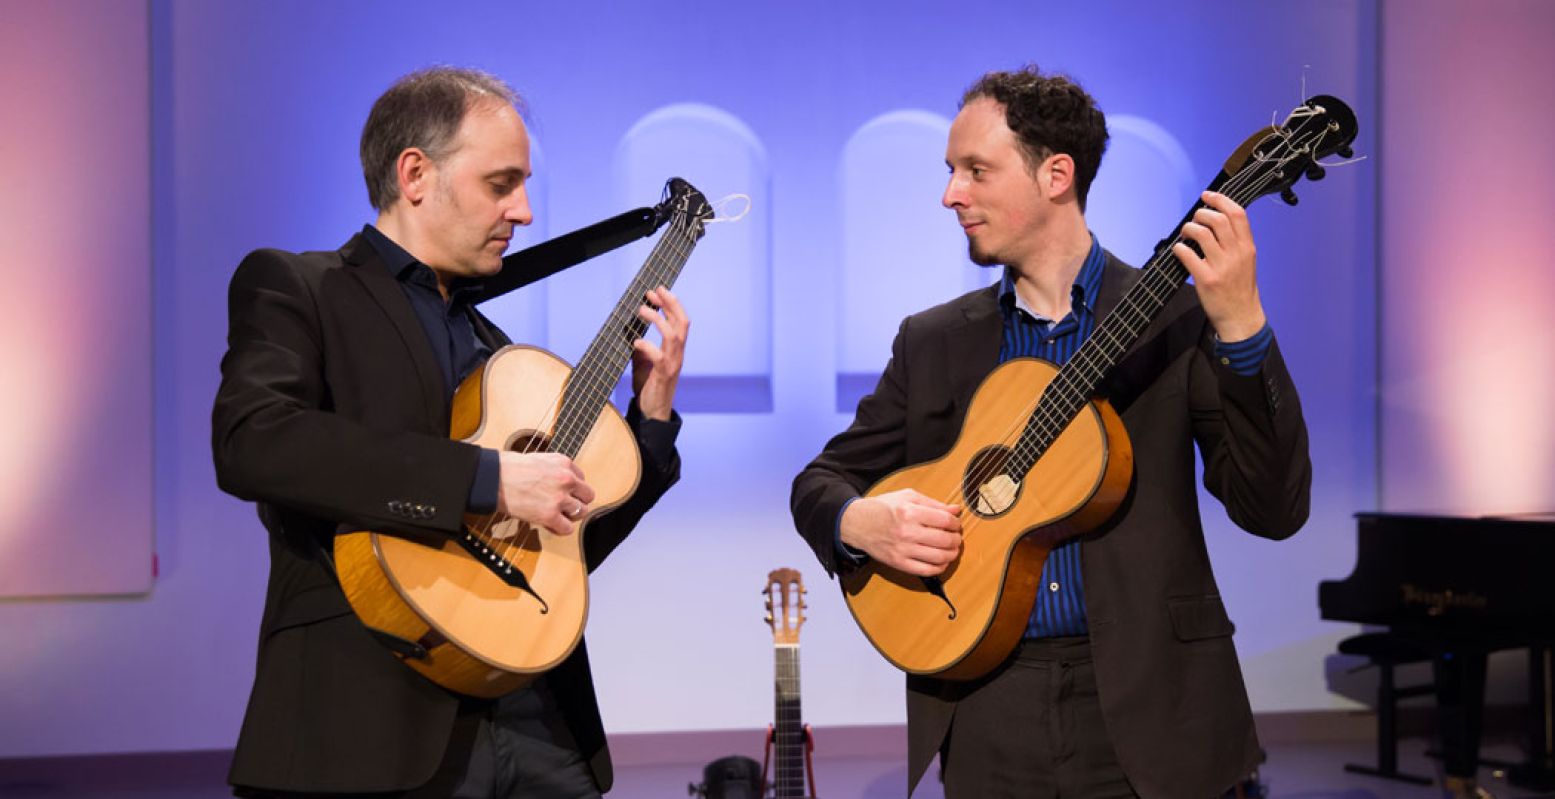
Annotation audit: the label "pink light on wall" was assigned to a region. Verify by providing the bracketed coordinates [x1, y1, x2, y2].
[0, 0, 153, 596]
[1381, 0, 1555, 514]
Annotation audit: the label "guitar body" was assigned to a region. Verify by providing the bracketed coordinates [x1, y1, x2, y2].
[841, 357, 1133, 679]
[335, 344, 641, 698]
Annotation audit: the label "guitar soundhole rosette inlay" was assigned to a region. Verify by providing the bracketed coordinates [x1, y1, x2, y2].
[963, 445, 1022, 519]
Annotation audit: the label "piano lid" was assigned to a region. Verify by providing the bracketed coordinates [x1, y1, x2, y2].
[1318, 512, 1555, 634]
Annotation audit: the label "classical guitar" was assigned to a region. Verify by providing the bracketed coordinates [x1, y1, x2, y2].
[334, 178, 714, 697]
[842, 96, 1359, 680]
[761, 568, 818, 799]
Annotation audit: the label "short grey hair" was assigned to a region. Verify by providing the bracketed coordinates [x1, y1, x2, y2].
[359, 66, 524, 211]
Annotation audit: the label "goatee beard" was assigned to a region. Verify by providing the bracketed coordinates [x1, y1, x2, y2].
[968, 241, 999, 267]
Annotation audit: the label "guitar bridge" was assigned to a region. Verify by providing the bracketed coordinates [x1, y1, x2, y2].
[456, 528, 550, 614]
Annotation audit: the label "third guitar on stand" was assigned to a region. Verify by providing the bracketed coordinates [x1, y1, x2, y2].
[762, 568, 818, 799]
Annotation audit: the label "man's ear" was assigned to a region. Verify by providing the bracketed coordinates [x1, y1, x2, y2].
[1042, 153, 1076, 203]
[397, 148, 431, 204]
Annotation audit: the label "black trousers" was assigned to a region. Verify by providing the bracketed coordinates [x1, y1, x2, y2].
[234, 679, 599, 799]
[940, 636, 1137, 799]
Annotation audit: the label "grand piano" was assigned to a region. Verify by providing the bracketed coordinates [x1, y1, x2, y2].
[1319, 512, 1555, 787]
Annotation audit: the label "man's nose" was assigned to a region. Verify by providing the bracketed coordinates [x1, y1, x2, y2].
[507, 187, 533, 226]
[942, 174, 967, 209]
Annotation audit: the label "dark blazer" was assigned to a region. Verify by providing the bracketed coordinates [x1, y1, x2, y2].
[791, 253, 1310, 799]
[212, 234, 678, 794]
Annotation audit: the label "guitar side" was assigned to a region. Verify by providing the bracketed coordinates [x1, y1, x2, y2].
[335, 344, 641, 698]
[840, 357, 1133, 679]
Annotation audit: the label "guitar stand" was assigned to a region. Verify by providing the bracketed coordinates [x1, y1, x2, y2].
[760, 723, 818, 799]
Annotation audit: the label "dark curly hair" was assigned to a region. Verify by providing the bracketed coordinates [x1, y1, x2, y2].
[360, 66, 524, 212]
[961, 66, 1109, 211]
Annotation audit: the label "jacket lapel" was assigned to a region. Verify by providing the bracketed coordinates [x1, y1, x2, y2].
[945, 285, 1003, 411]
[468, 306, 511, 350]
[1093, 250, 1140, 323]
[340, 234, 449, 429]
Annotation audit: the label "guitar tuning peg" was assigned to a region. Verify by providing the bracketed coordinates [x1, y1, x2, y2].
[1337, 145, 1354, 159]
[1305, 163, 1326, 181]
[1280, 188, 1300, 206]
[764, 614, 773, 624]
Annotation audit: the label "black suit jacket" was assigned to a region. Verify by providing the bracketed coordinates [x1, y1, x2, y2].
[212, 234, 678, 793]
[791, 253, 1310, 799]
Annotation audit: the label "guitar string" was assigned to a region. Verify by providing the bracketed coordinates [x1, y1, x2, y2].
[454, 208, 697, 577]
[944, 116, 1336, 548]
[950, 158, 1295, 541]
[545, 219, 699, 453]
[772, 633, 806, 792]
[948, 121, 1331, 544]
[479, 209, 705, 574]
[980, 115, 1339, 491]
[477, 220, 698, 593]
[484, 218, 697, 570]
[945, 112, 1337, 514]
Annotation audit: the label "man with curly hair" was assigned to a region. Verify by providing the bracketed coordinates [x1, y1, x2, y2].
[791, 66, 1310, 798]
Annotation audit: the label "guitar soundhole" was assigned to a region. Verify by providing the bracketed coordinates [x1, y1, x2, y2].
[463, 430, 557, 548]
[963, 446, 1022, 519]
[505, 430, 552, 454]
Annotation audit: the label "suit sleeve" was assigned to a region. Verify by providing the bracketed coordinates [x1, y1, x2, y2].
[791, 318, 915, 577]
[1189, 326, 1312, 540]
[211, 249, 482, 537]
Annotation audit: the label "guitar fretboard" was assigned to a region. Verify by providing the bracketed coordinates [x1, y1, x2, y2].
[774, 643, 806, 799]
[550, 211, 701, 457]
[1005, 239, 1195, 478]
[1003, 96, 1354, 480]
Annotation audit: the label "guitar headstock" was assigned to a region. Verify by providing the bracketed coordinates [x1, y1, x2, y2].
[658, 177, 715, 240]
[1218, 94, 1359, 208]
[764, 568, 806, 646]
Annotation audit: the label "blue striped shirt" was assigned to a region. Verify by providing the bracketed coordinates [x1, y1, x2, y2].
[1000, 237, 1107, 638]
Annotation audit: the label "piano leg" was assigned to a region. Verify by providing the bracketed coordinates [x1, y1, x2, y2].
[1510, 642, 1555, 789]
[1432, 648, 1488, 780]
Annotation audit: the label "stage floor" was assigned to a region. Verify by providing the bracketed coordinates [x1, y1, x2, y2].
[1, 736, 1548, 798]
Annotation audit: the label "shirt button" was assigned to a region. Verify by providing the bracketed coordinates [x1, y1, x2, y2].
[1220, 356, 1232, 366]
[1049, 582, 1060, 592]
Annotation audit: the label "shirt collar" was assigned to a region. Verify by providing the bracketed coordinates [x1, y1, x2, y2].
[361, 224, 485, 305]
[998, 233, 1105, 320]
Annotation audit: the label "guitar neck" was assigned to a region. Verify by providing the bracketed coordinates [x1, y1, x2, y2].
[1005, 192, 1218, 478]
[551, 214, 699, 457]
[774, 643, 807, 799]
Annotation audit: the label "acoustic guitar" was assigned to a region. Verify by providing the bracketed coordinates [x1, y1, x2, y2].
[841, 96, 1358, 680]
[334, 178, 713, 697]
[762, 568, 818, 799]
